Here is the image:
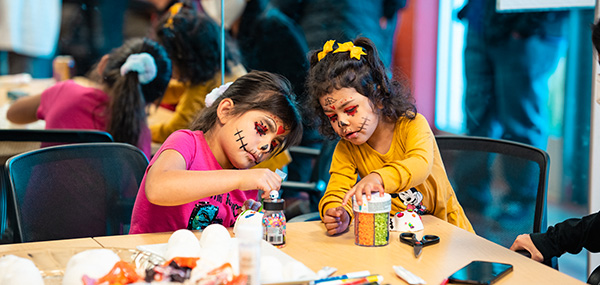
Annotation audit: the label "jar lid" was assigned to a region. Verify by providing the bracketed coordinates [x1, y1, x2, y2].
[263, 199, 284, 210]
[352, 193, 391, 213]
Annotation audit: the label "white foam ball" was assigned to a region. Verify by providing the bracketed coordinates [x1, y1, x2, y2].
[63, 249, 120, 285]
[233, 210, 264, 237]
[165, 229, 201, 260]
[199, 224, 232, 249]
[260, 255, 283, 283]
[0, 255, 44, 285]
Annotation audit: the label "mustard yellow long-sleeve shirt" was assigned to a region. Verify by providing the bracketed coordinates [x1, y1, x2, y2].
[150, 66, 247, 143]
[318, 114, 474, 232]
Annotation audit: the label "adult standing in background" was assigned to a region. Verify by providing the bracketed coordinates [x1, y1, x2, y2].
[271, 0, 407, 70]
[0, 0, 61, 78]
[454, 0, 568, 218]
[459, 0, 568, 150]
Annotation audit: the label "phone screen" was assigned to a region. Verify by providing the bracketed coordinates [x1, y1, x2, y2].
[447, 261, 513, 284]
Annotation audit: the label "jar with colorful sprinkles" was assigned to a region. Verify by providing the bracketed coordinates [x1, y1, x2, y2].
[262, 199, 286, 247]
[353, 193, 392, 247]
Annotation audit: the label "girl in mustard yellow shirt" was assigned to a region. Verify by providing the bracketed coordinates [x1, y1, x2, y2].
[306, 37, 474, 235]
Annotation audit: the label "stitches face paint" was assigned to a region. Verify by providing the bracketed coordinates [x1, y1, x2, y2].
[221, 110, 290, 169]
[320, 87, 380, 145]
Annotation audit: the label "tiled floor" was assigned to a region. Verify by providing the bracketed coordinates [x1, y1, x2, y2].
[548, 201, 588, 282]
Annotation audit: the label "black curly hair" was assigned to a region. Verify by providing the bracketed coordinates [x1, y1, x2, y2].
[305, 37, 415, 140]
[155, 1, 240, 85]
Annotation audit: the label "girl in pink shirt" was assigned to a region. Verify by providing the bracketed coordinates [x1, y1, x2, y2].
[7, 38, 172, 159]
[129, 71, 303, 233]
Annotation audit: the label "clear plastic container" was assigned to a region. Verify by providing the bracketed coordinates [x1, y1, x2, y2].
[237, 223, 262, 285]
[262, 199, 286, 247]
[353, 193, 391, 246]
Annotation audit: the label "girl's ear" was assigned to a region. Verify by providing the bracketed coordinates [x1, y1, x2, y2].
[97, 55, 110, 77]
[216, 98, 235, 124]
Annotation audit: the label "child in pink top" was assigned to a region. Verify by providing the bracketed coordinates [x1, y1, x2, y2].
[7, 38, 172, 159]
[129, 71, 303, 233]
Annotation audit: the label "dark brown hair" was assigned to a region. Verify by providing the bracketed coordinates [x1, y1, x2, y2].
[155, 1, 240, 85]
[191, 71, 303, 155]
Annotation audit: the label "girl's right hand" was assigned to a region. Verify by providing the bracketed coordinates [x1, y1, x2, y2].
[323, 206, 350, 236]
[237, 168, 282, 193]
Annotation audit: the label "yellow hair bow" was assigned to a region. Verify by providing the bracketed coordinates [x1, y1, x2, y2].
[164, 2, 184, 29]
[333, 41, 367, 60]
[318, 40, 336, 61]
[318, 40, 367, 62]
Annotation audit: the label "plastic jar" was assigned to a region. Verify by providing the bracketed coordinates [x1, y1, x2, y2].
[237, 223, 262, 285]
[353, 193, 392, 247]
[262, 199, 286, 247]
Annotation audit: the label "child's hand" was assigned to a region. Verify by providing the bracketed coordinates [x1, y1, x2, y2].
[238, 168, 282, 192]
[341, 173, 385, 206]
[243, 199, 262, 212]
[323, 206, 350, 236]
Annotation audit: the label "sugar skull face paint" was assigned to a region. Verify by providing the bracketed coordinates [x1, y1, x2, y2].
[220, 110, 290, 169]
[255, 122, 268, 136]
[320, 87, 380, 145]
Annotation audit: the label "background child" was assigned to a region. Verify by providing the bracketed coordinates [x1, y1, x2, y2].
[7, 38, 172, 159]
[305, 37, 474, 235]
[129, 71, 303, 234]
[149, 1, 246, 143]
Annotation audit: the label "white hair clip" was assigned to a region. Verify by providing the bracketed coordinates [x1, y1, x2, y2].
[205, 81, 233, 107]
[120, 52, 157, 84]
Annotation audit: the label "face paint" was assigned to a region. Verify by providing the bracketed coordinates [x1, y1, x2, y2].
[344, 105, 358, 116]
[357, 117, 370, 132]
[327, 114, 338, 123]
[254, 121, 267, 136]
[235, 129, 247, 150]
[270, 140, 280, 151]
[276, 125, 285, 135]
[323, 97, 337, 106]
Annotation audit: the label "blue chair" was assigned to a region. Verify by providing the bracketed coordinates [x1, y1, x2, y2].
[4, 142, 147, 242]
[0, 129, 113, 242]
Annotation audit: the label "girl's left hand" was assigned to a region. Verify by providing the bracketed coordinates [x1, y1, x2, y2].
[243, 199, 262, 211]
[342, 173, 385, 206]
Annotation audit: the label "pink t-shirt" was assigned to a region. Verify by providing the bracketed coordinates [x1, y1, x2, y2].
[36, 80, 152, 159]
[129, 129, 258, 234]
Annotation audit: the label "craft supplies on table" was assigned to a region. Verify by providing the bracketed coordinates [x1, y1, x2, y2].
[352, 193, 391, 246]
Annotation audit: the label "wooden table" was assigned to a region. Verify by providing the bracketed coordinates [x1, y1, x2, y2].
[92, 216, 583, 284]
[0, 237, 101, 253]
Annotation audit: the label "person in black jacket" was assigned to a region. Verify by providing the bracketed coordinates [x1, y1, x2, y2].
[510, 211, 600, 263]
[510, 19, 600, 265]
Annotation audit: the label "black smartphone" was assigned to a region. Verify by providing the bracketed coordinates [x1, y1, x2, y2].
[447, 260, 513, 285]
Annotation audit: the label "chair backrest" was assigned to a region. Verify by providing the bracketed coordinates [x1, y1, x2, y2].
[0, 129, 114, 240]
[4, 142, 148, 242]
[435, 135, 550, 248]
